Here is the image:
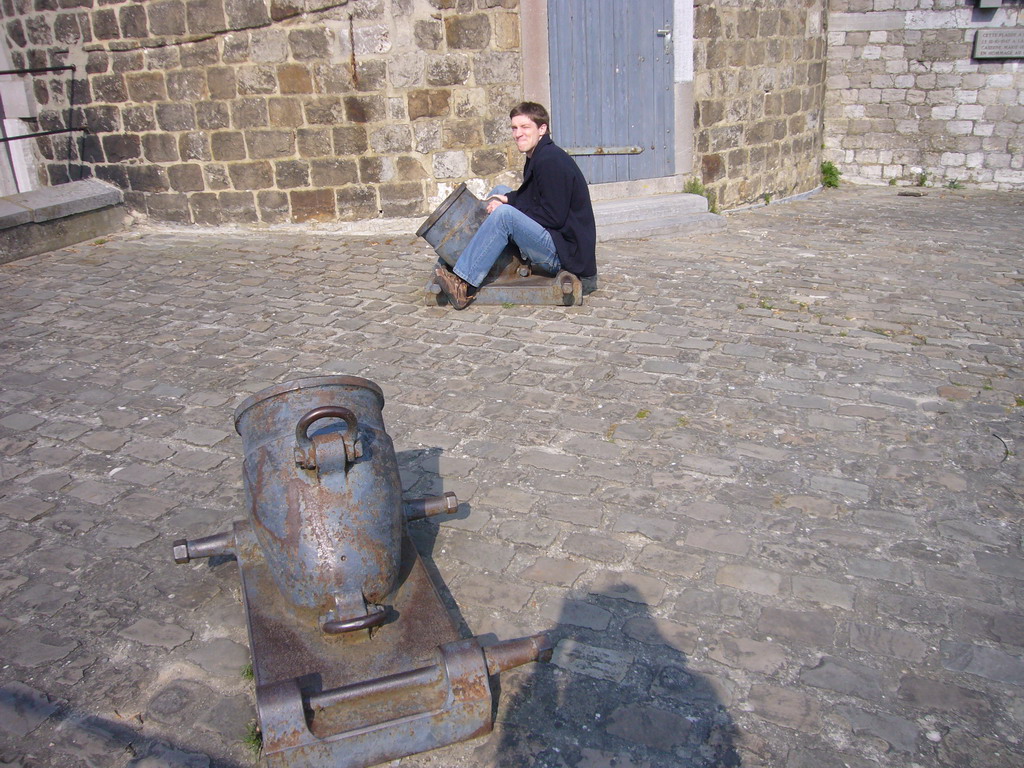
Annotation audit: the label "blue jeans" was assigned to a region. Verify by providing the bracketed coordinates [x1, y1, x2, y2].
[453, 186, 561, 288]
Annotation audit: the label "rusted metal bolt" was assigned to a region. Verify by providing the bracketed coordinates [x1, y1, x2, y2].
[442, 491, 458, 514]
[404, 492, 460, 521]
[172, 539, 190, 564]
[172, 530, 234, 563]
[483, 633, 553, 676]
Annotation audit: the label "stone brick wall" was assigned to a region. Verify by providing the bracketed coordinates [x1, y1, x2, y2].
[2, 0, 523, 224]
[692, 0, 829, 210]
[15, 0, 1014, 225]
[825, 3, 1024, 189]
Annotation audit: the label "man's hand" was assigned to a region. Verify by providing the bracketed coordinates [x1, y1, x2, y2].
[485, 194, 508, 214]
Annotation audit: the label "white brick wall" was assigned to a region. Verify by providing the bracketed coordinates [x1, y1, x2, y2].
[825, 5, 1024, 189]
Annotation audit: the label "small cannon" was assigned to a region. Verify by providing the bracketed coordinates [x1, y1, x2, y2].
[173, 376, 551, 767]
[417, 183, 587, 307]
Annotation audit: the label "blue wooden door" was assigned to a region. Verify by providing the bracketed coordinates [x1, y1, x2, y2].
[547, 0, 675, 184]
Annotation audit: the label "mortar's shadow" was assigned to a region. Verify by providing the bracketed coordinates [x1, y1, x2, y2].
[398, 447, 475, 637]
[0, 684, 246, 768]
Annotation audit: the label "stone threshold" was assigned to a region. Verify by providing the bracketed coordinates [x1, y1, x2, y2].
[593, 192, 726, 242]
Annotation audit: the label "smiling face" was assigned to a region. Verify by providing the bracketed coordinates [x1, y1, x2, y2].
[511, 114, 548, 158]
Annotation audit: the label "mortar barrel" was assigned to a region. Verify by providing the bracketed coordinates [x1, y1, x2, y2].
[233, 376, 403, 621]
[416, 183, 488, 268]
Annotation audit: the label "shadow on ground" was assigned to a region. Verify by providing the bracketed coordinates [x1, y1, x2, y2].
[493, 587, 739, 768]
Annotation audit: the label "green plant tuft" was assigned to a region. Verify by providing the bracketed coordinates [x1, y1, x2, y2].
[683, 177, 703, 195]
[946, 179, 965, 190]
[683, 177, 719, 214]
[636, 409, 650, 419]
[821, 161, 841, 188]
[243, 721, 263, 759]
[916, 171, 929, 187]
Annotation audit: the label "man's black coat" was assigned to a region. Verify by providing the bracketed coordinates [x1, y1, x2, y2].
[505, 134, 597, 279]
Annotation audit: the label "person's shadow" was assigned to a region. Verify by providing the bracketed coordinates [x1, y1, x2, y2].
[396, 448, 738, 766]
[488, 580, 740, 768]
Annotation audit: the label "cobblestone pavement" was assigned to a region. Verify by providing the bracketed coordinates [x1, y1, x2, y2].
[1, 185, 1023, 768]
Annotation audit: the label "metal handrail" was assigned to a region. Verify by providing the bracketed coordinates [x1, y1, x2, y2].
[0, 66, 75, 76]
[0, 127, 81, 144]
[0, 65, 80, 191]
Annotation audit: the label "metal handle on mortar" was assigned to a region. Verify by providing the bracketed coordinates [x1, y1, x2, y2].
[302, 633, 552, 714]
[322, 606, 389, 635]
[294, 406, 362, 471]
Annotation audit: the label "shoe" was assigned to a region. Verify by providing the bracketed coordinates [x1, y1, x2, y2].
[435, 268, 474, 310]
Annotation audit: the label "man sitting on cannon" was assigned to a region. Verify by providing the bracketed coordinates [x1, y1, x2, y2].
[433, 101, 598, 310]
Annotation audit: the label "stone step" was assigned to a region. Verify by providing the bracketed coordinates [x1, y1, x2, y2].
[597, 211, 726, 242]
[593, 192, 710, 223]
[592, 192, 725, 242]
[0, 178, 126, 264]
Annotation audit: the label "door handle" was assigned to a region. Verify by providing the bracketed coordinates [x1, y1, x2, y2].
[656, 28, 672, 55]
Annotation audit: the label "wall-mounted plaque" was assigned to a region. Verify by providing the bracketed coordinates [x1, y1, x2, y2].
[973, 29, 1024, 59]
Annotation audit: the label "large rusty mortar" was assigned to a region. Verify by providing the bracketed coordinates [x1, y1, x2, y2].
[172, 375, 551, 768]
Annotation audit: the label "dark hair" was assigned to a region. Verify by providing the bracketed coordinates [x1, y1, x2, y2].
[509, 101, 550, 131]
